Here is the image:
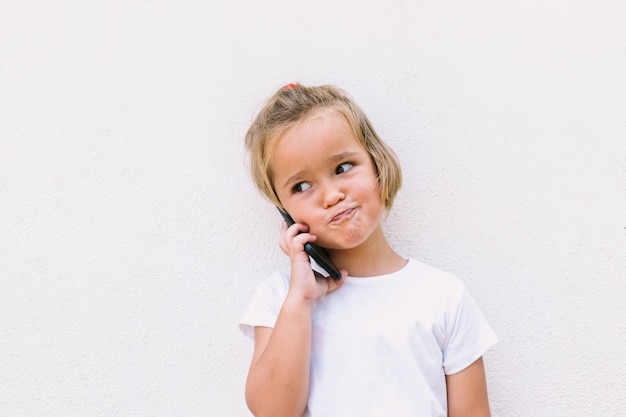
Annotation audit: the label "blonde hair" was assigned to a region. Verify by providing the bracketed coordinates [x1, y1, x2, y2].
[245, 83, 402, 210]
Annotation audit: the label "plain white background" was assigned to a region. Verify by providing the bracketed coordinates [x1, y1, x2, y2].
[2, 1, 625, 416]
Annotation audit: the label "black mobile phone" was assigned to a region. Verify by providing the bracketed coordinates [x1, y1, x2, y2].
[277, 208, 342, 280]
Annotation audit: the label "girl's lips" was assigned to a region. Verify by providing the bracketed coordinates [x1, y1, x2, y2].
[331, 208, 353, 222]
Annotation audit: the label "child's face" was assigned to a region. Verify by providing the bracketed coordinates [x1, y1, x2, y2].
[270, 112, 385, 250]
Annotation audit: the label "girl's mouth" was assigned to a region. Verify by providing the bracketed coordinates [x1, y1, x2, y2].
[331, 208, 353, 222]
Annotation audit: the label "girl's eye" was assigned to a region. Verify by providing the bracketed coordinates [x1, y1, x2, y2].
[293, 182, 311, 193]
[336, 162, 354, 174]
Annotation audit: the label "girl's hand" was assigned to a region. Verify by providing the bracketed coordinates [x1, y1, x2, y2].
[278, 220, 347, 306]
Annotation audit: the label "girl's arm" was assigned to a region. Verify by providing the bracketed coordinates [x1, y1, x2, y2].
[245, 297, 314, 417]
[244, 221, 346, 417]
[446, 357, 492, 417]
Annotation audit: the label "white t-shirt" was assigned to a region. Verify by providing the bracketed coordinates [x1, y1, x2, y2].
[239, 258, 498, 417]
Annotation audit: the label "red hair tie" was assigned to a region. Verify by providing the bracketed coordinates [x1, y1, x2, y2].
[284, 83, 297, 90]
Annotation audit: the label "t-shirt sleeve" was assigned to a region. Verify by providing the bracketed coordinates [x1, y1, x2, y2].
[442, 284, 498, 375]
[239, 270, 289, 340]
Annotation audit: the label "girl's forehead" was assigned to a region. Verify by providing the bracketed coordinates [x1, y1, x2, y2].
[278, 114, 359, 151]
[266, 109, 369, 179]
[269, 115, 361, 168]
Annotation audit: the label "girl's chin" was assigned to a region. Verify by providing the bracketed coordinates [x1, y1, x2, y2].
[318, 223, 378, 250]
[320, 239, 365, 252]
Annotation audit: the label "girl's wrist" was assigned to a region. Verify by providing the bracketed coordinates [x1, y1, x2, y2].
[284, 290, 317, 311]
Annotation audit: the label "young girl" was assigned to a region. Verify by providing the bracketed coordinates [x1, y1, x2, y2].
[239, 83, 498, 417]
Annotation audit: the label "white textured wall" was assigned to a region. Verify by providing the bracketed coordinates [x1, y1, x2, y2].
[2, 1, 625, 416]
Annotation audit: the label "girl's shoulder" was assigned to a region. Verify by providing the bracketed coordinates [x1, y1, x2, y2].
[253, 267, 291, 297]
[400, 258, 466, 290]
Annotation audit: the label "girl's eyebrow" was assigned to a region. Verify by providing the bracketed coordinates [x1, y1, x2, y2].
[282, 172, 305, 190]
[329, 151, 359, 162]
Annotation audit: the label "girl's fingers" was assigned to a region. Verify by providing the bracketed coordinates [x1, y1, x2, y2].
[325, 269, 348, 293]
[279, 221, 315, 256]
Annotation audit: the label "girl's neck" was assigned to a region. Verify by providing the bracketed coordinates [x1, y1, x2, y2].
[327, 225, 406, 277]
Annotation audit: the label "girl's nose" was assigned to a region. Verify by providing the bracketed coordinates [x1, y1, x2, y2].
[322, 182, 345, 208]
